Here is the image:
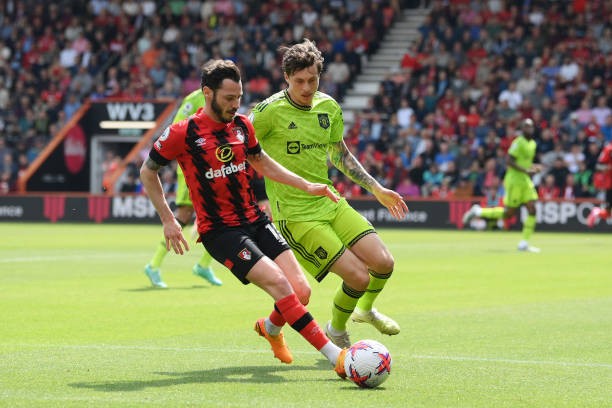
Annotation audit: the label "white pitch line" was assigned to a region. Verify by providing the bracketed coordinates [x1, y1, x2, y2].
[3, 344, 611, 369]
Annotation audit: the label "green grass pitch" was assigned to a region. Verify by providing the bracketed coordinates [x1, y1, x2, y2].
[1, 223, 611, 407]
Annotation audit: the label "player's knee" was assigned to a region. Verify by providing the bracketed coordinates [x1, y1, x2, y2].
[334, 256, 370, 290]
[370, 251, 395, 276]
[352, 268, 371, 291]
[526, 203, 536, 215]
[264, 268, 292, 292]
[295, 286, 311, 306]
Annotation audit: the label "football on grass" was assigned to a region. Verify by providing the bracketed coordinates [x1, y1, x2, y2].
[344, 339, 392, 388]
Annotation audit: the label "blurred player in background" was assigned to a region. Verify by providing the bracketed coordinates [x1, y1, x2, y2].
[587, 140, 612, 227]
[463, 118, 542, 252]
[140, 59, 347, 376]
[250, 39, 408, 349]
[469, 175, 517, 231]
[143, 88, 222, 288]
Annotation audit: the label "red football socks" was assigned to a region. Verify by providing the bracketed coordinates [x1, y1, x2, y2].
[275, 293, 328, 350]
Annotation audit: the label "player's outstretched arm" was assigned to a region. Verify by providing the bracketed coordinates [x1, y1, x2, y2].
[140, 158, 190, 254]
[329, 140, 408, 220]
[247, 150, 339, 203]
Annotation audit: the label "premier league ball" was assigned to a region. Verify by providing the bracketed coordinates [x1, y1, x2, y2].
[343, 339, 392, 388]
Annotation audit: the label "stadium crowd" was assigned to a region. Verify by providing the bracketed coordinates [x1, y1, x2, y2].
[0, 0, 610, 203]
[0, 0, 402, 193]
[338, 0, 612, 201]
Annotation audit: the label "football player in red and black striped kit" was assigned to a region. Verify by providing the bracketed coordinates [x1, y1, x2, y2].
[140, 59, 348, 377]
[587, 140, 612, 227]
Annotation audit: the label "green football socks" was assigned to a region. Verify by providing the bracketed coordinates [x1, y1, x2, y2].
[149, 220, 188, 268]
[356, 269, 391, 312]
[151, 237, 214, 270]
[331, 282, 364, 331]
[149, 240, 168, 268]
[197, 250, 213, 268]
[522, 214, 536, 240]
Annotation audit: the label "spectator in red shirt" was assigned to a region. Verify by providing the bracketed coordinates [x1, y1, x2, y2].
[561, 173, 577, 200]
[538, 173, 560, 200]
[465, 105, 481, 128]
[400, 42, 428, 72]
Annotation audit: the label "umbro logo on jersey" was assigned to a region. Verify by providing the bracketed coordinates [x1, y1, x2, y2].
[195, 138, 206, 146]
[288, 122, 297, 129]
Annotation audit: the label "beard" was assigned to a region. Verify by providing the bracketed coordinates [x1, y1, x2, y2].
[211, 93, 235, 123]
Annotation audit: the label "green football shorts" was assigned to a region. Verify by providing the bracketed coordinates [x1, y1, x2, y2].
[504, 178, 538, 208]
[275, 199, 375, 282]
[175, 169, 192, 207]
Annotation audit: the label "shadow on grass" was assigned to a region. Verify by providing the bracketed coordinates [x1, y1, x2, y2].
[69, 364, 327, 392]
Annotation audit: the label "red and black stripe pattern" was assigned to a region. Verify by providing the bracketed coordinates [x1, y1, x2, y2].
[150, 111, 266, 234]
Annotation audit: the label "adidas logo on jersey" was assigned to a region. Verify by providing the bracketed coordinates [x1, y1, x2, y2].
[288, 122, 297, 129]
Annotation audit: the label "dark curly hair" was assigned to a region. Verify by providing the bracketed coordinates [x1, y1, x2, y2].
[200, 59, 241, 90]
[278, 39, 324, 76]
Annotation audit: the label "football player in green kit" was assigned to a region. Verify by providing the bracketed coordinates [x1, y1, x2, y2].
[143, 89, 222, 288]
[463, 118, 542, 252]
[250, 39, 409, 348]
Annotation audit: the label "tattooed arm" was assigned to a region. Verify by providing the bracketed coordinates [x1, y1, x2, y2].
[140, 158, 189, 254]
[328, 140, 409, 220]
[328, 140, 379, 193]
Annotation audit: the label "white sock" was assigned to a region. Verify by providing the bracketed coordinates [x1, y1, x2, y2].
[264, 318, 281, 336]
[320, 341, 341, 365]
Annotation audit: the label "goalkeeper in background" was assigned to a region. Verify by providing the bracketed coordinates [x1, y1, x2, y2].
[143, 88, 222, 288]
[463, 118, 542, 252]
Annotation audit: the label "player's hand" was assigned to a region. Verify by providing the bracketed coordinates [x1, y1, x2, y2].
[528, 164, 543, 175]
[373, 186, 409, 220]
[163, 218, 190, 255]
[306, 183, 340, 203]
